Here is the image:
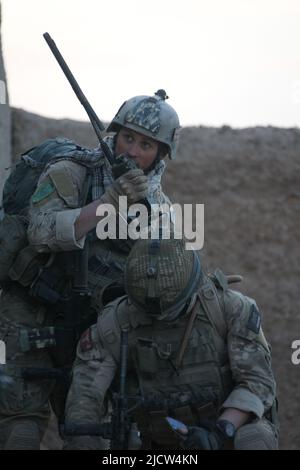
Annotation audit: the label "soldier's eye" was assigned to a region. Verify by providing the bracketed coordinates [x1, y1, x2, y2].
[141, 141, 151, 150]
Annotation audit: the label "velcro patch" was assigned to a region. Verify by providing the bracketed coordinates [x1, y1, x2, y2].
[80, 328, 93, 352]
[49, 166, 74, 200]
[32, 180, 55, 204]
[247, 304, 261, 334]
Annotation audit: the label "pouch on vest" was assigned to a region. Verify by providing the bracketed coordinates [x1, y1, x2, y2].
[136, 338, 158, 375]
[9, 245, 49, 287]
[19, 326, 56, 352]
[0, 214, 28, 283]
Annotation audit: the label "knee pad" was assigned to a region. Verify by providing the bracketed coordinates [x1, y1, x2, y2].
[234, 418, 278, 450]
[4, 420, 41, 450]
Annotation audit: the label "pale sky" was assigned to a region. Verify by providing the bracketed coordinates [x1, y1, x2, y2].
[1, 0, 300, 128]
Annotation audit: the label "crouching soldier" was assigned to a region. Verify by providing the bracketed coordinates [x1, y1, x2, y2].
[63, 238, 279, 450]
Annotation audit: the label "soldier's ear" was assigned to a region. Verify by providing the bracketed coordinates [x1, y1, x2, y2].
[159, 144, 169, 159]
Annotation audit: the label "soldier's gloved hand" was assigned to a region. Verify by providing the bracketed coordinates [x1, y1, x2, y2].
[101, 169, 148, 209]
[182, 423, 225, 450]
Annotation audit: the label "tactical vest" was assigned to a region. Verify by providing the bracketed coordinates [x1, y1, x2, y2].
[97, 273, 235, 448]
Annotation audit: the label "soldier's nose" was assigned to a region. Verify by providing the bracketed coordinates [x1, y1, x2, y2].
[128, 142, 141, 158]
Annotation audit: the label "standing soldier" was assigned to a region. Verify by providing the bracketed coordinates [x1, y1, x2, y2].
[0, 91, 180, 449]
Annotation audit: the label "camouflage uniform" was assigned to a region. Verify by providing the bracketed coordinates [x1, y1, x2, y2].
[63, 243, 278, 450]
[0, 137, 171, 449]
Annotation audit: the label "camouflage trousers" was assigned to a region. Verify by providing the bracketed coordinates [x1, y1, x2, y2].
[0, 288, 55, 449]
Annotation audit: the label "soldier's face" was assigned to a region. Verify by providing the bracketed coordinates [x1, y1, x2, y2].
[115, 128, 159, 170]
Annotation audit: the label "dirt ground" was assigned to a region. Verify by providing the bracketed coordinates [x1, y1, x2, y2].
[11, 111, 300, 450]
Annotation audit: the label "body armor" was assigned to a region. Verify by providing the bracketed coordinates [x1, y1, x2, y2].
[97, 276, 234, 448]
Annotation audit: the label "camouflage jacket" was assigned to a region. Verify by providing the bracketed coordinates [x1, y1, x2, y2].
[27, 137, 170, 253]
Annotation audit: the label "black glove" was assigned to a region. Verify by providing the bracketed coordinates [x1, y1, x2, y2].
[183, 426, 224, 450]
[183, 419, 236, 450]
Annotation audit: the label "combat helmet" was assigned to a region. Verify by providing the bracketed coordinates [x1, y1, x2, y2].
[125, 238, 202, 321]
[106, 90, 180, 160]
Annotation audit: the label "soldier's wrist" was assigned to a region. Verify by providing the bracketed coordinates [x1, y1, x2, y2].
[215, 419, 236, 440]
[100, 190, 119, 209]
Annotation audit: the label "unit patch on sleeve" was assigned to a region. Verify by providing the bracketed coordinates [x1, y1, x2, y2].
[80, 328, 93, 352]
[247, 304, 261, 334]
[32, 180, 56, 204]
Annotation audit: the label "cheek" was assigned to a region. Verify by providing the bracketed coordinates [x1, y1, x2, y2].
[139, 149, 158, 169]
[115, 138, 127, 155]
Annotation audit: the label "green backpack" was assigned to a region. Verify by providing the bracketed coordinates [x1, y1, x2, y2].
[0, 137, 96, 283]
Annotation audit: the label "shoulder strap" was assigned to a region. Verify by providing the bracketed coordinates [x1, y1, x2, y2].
[175, 297, 199, 369]
[197, 272, 228, 340]
[97, 296, 129, 363]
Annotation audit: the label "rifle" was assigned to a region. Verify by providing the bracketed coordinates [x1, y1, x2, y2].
[110, 328, 131, 449]
[51, 241, 92, 368]
[63, 329, 134, 449]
